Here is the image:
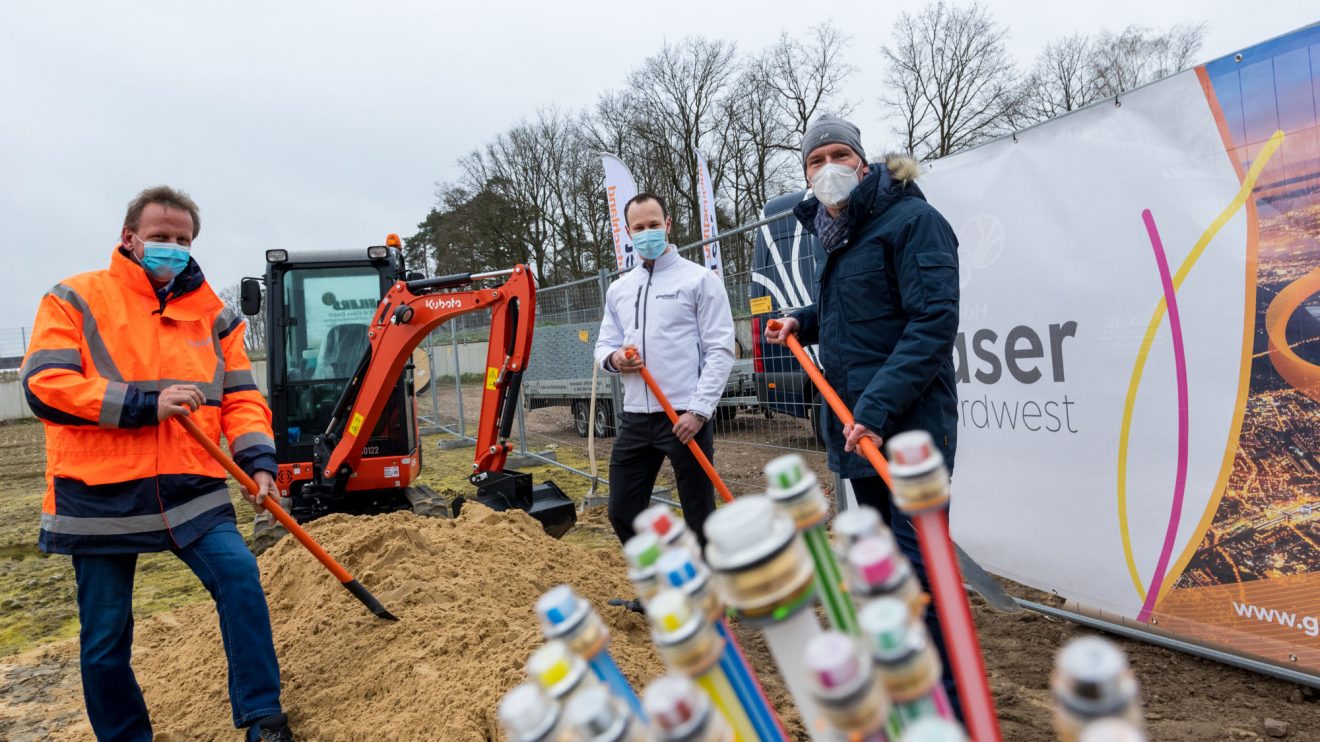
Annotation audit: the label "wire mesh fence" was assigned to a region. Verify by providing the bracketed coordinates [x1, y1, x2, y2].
[414, 205, 840, 500]
[0, 327, 30, 371]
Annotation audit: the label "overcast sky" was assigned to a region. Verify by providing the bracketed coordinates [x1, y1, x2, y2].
[1, 1, 1315, 343]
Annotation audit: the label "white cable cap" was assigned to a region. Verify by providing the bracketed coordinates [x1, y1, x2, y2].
[704, 495, 775, 555]
[805, 632, 866, 697]
[644, 673, 709, 737]
[1058, 636, 1127, 687]
[498, 682, 558, 742]
[565, 685, 627, 740]
[834, 506, 882, 546]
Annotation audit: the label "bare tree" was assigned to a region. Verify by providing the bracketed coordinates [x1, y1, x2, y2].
[752, 22, 857, 148]
[621, 37, 739, 239]
[881, 1, 1020, 159]
[881, 19, 934, 157]
[1089, 23, 1206, 97]
[1019, 34, 1103, 124]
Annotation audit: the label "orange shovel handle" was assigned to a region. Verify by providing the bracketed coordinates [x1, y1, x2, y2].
[624, 348, 734, 503]
[766, 320, 894, 488]
[176, 416, 352, 582]
[766, 320, 1001, 740]
[175, 416, 399, 620]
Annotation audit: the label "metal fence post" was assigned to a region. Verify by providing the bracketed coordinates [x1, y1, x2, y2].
[516, 389, 529, 455]
[425, 341, 441, 435]
[598, 269, 624, 431]
[20, 327, 28, 356]
[451, 320, 465, 439]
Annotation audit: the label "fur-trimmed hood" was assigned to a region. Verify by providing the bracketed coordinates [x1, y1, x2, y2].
[795, 152, 928, 232]
[882, 153, 921, 184]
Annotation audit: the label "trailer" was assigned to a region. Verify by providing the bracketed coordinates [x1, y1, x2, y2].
[522, 321, 758, 437]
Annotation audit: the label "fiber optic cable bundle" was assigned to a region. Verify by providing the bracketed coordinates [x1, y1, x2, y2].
[537, 585, 645, 720]
[703, 495, 830, 740]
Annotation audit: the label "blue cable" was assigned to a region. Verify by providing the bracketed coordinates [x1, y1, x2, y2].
[589, 651, 647, 722]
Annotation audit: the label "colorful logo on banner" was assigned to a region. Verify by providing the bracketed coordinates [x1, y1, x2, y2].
[1135, 29, 1320, 670]
[601, 153, 639, 271]
[695, 149, 723, 279]
[911, 22, 1320, 677]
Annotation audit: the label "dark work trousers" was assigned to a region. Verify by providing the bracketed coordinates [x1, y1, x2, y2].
[850, 476, 965, 722]
[73, 521, 283, 741]
[608, 410, 717, 548]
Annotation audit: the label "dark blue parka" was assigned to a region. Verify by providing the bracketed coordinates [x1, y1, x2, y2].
[791, 156, 960, 480]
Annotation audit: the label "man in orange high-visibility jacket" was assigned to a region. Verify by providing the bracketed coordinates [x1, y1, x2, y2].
[21, 186, 295, 742]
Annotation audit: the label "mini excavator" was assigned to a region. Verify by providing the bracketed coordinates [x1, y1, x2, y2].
[239, 236, 575, 552]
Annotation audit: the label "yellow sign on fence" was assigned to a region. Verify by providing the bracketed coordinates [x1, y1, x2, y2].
[749, 296, 773, 315]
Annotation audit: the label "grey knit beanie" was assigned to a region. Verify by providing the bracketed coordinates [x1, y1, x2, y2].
[801, 115, 865, 167]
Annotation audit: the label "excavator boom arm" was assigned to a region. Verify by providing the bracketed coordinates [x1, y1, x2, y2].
[317, 265, 536, 484]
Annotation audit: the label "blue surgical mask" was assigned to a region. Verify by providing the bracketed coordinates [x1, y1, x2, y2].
[631, 229, 668, 260]
[134, 235, 191, 281]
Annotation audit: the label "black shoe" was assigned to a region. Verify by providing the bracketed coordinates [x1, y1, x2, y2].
[607, 598, 646, 615]
[247, 714, 295, 742]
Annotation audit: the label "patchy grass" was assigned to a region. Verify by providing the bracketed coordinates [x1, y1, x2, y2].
[0, 419, 262, 657]
[0, 423, 609, 656]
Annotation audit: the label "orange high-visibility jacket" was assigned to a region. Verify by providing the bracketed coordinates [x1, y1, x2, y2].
[21, 247, 277, 554]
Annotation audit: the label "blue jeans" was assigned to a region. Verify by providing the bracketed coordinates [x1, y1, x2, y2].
[73, 521, 282, 741]
[850, 476, 965, 722]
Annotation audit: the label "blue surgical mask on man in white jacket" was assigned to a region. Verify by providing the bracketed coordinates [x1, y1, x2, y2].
[594, 245, 736, 418]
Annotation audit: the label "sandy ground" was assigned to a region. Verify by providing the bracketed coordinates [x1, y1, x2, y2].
[1, 409, 1318, 740]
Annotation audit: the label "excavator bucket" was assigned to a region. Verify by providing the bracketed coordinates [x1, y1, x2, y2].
[453, 470, 577, 539]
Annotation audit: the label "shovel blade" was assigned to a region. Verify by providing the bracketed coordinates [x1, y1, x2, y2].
[343, 579, 400, 621]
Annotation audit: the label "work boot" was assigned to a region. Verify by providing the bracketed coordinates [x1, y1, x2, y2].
[246, 713, 295, 742]
[607, 597, 646, 615]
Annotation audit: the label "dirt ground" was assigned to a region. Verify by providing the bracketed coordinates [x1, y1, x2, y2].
[1, 414, 1318, 740]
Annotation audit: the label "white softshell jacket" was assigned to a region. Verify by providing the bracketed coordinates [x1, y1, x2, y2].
[594, 248, 735, 418]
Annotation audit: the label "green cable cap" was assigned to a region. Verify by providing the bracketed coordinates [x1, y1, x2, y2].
[765, 453, 807, 491]
[638, 542, 661, 567]
[858, 598, 909, 658]
[624, 532, 662, 570]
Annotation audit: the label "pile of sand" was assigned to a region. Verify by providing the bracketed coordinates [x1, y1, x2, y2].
[123, 505, 675, 740]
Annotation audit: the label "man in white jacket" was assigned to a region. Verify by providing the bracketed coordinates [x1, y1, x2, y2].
[595, 193, 735, 548]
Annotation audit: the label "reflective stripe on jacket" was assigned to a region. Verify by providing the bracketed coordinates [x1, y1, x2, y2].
[22, 247, 277, 554]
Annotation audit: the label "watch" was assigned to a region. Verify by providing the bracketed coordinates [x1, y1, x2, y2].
[691, 411, 708, 423]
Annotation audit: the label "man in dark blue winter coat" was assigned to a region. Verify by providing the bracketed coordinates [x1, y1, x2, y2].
[765, 114, 963, 716]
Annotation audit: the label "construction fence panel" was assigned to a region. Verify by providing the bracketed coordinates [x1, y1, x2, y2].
[0, 327, 30, 372]
[414, 209, 841, 501]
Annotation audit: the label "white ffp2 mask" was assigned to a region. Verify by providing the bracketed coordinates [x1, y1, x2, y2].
[811, 163, 861, 208]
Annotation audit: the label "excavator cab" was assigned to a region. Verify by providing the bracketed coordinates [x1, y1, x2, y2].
[241, 242, 575, 551]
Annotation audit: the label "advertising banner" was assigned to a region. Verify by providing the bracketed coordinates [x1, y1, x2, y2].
[919, 24, 1320, 674]
[695, 149, 724, 278]
[601, 153, 639, 271]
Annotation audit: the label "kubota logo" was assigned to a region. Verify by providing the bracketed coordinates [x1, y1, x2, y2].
[424, 297, 462, 311]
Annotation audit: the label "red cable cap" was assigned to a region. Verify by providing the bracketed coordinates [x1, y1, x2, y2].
[888, 431, 935, 466]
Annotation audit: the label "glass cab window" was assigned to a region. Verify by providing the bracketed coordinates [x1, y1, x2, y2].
[280, 267, 382, 442]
